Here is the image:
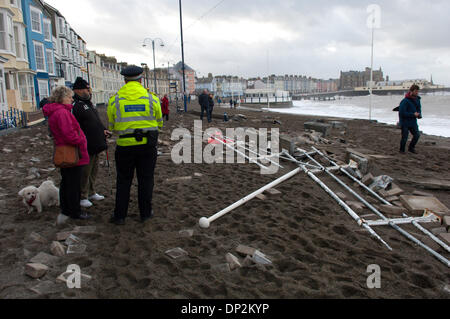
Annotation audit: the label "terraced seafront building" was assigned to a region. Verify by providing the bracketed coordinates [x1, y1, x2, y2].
[21, 0, 54, 107]
[0, 0, 37, 112]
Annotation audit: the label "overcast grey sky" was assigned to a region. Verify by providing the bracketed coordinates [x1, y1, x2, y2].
[44, 0, 450, 85]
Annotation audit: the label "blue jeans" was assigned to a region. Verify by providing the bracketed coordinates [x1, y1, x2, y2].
[201, 105, 211, 123]
[400, 126, 420, 152]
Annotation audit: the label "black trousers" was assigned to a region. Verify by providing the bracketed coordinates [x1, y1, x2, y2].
[163, 114, 169, 121]
[114, 136, 158, 220]
[60, 166, 83, 218]
[400, 126, 421, 152]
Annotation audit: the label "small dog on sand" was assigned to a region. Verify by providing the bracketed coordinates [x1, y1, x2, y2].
[18, 180, 60, 214]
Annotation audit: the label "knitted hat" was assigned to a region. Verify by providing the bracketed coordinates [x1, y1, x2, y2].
[73, 77, 90, 90]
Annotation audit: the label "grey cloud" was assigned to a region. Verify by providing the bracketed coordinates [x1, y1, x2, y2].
[44, 0, 450, 85]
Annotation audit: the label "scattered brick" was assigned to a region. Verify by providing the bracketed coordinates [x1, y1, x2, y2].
[30, 252, 59, 265]
[256, 194, 267, 201]
[236, 245, 257, 257]
[56, 232, 72, 242]
[30, 232, 48, 244]
[226, 253, 242, 270]
[50, 241, 66, 257]
[25, 263, 49, 279]
[265, 188, 282, 196]
[379, 205, 406, 216]
[438, 233, 450, 245]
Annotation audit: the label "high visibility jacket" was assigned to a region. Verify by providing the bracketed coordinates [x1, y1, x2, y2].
[108, 81, 163, 147]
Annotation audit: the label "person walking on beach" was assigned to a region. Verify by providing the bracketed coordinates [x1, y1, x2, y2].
[107, 65, 163, 225]
[43, 86, 91, 224]
[399, 84, 422, 154]
[208, 93, 215, 120]
[161, 94, 170, 121]
[72, 77, 111, 209]
[199, 89, 211, 123]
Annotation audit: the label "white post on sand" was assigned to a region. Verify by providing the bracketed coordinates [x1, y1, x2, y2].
[205, 132, 268, 170]
[199, 168, 301, 229]
[220, 133, 284, 169]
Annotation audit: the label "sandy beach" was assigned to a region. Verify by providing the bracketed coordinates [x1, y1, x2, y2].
[0, 102, 449, 299]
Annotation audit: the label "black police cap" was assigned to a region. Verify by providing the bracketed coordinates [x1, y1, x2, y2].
[121, 65, 144, 80]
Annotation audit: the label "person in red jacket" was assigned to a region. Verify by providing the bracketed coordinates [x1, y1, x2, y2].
[161, 94, 169, 121]
[43, 86, 91, 225]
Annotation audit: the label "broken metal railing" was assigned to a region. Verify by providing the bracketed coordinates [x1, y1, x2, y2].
[305, 146, 449, 267]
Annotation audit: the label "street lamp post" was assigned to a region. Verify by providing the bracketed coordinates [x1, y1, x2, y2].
[179, 0, 187, 112]
[143, 38, 165, 94]
[141, 63, 149, 88]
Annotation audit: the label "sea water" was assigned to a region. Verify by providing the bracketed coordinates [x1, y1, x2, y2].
[267, 92, 450, 138]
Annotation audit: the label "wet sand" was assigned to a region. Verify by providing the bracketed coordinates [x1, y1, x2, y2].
[0, 102, 449, 299]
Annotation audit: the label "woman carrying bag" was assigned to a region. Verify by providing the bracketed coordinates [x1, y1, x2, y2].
[43, 86, 91, 224]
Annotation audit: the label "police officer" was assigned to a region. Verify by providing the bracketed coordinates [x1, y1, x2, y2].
[107, 65, 163, 225]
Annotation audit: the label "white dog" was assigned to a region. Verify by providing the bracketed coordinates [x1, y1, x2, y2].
[19, 180, 60, 214]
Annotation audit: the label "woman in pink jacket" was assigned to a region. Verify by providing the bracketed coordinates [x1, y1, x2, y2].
[43, 86, 91, 224]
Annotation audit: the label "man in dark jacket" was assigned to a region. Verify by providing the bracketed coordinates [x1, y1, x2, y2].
[72, 77, 112, 208]
[208, 93, 215, 120]
[199, 89, 211, 123]
[399, 84, 422, 154]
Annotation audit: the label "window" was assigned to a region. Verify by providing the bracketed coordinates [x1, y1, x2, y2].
[0, 11, 15, 53]
[14, 23, 27, 60]
[19, 73, 35, 102]
[38, 80, 49, 99]
[58, 17, 64, 34]
[46, 49, 54, 75]
[30, 7, 41, 33]
[43, 19, 51, 41]
[33, 41, 46, 72]
[10, 0, 22, 10]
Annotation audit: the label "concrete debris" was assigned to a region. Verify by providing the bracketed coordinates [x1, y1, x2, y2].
[369, 175, 393, 192]
[178, 229, 194, 238]
[399, 195, 449, 216]
[67, 244, 87, 255]
[226, 253, 242, 270]
[378, 205, 406, 216]
[65, 234, 84, 245]
[30, 252, 59, 265]
[25, 263, 49, 279]
[265, 188, 282, 196]
[50, 241, 66, 257]
[236, 245, 257, 257]
[256, 194, 267, 201]
[56, 232, 72, 242]
[335, 192, 347, 201]
[30, 232, 48, 244]
[304, 122, 332, 137]
[443, 216, 450, 232]
[346, 201, 365, 213]
[412, 190, 434, 197]
[165, 176, 192, 184]
[165, 247, 188, 259]
[438, 233, 450, 245]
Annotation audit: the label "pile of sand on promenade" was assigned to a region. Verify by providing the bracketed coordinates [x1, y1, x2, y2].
[0, 103, 449, 299]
